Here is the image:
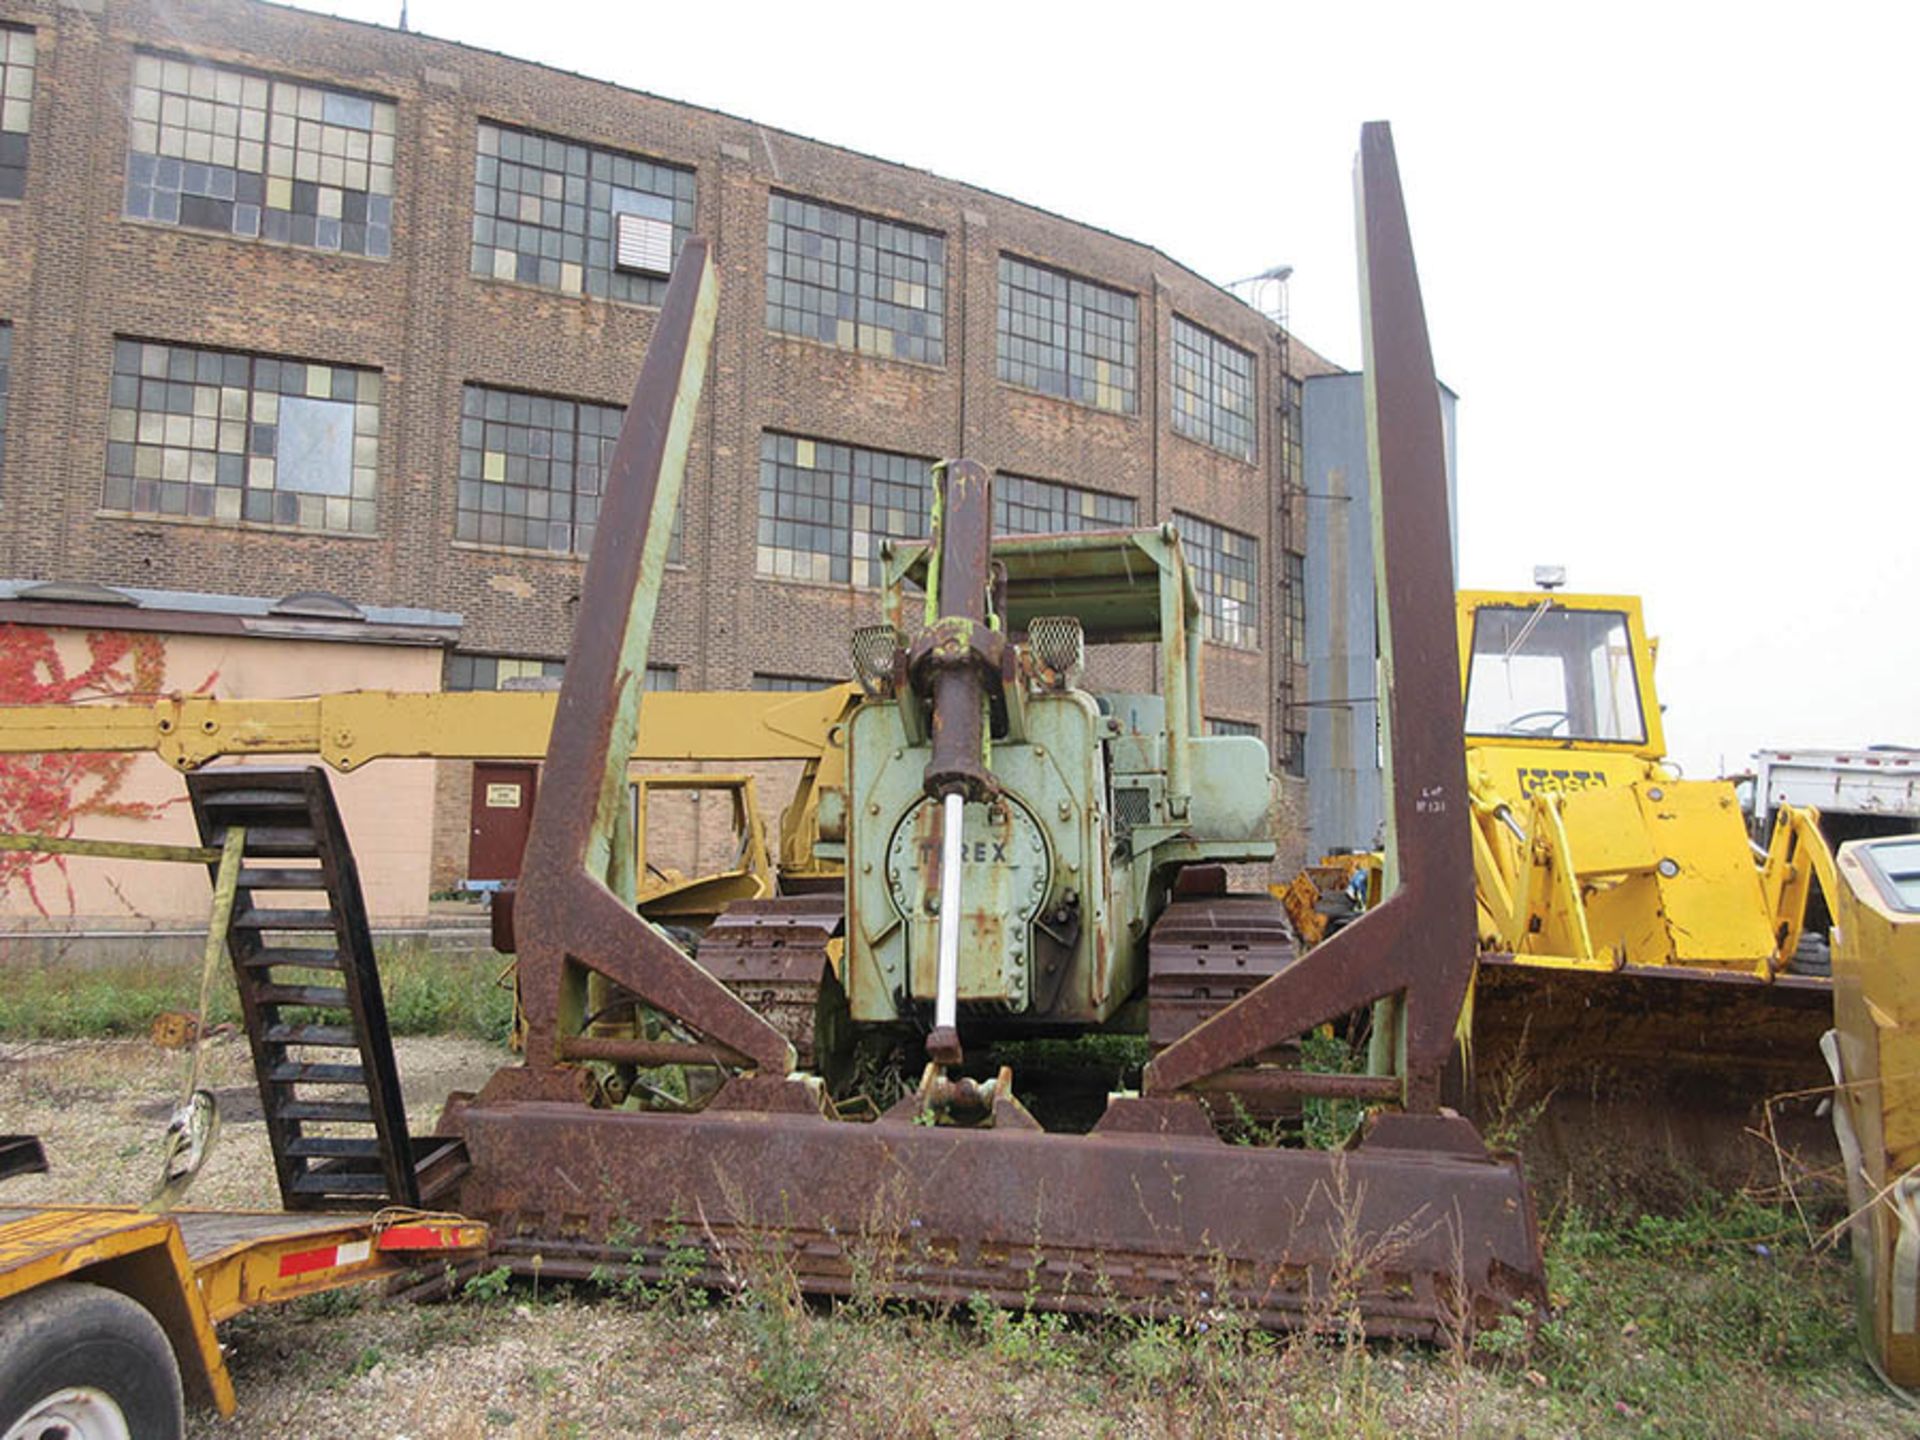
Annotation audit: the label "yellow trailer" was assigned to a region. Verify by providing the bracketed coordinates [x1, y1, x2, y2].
[0, 1183, 484, 1438]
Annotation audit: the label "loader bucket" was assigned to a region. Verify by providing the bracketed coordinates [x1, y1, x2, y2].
[1463, 959, 1836, 1206]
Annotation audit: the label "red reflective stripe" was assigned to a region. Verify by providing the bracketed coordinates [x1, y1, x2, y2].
[277, 1244, 339, 1278]
[376, 1225, 450, 1251]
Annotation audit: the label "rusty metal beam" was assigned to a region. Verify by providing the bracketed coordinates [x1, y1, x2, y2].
[1145, 121, 1475, 1110]
[512, 237, 794, 1080]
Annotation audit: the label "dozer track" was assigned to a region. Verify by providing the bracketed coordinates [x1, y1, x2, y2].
[1147, 894, 1299, 1051]
[699, 893, 842, 1069]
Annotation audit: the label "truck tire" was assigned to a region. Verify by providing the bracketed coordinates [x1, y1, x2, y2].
[0, 1281, 183, 1440]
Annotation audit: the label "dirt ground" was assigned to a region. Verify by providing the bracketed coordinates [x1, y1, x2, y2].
[3, 1037, 1914, 1438]
[0, 1032, 499, 1213]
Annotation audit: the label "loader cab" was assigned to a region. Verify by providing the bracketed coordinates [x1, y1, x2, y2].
[1456, 591, 1667, 793]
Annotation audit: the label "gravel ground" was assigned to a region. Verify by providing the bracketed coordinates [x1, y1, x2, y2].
[0, 1033, 500, 1211]
[4, 1038, 1913, 1438]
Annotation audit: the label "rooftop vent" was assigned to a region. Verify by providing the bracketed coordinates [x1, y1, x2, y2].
[16, 580, 136, 606]
[270, 591, 364, 620]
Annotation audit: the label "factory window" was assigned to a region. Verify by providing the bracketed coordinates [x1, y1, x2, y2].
[765, 194, 945, 365]
[446, 654, 564, 691]
[752, 673, 837, 693]
[1171, 316, 1256, 462]
[1174, 511, 1259, 648]
[0, 26, 34, 200]
[1284, 551, 1306, 667]
[471, 122, 694, 304]
[445, 656, 676, 691]
[456, 383, 682, 560]
[996, 256, 1137, 414]
[0, 324, 10, 486]
[994, 473, 1135, 536]
[1282, 373, 1304, 493]
[124, 53, 394, 257]
[1206, 717, 1260, 738]
[757, 432, 929, 587]
[104, 338, 380, 533]
[1284, 727, 1307, 779]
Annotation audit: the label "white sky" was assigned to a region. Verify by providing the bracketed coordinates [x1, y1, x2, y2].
[290, 0, 1920, 779]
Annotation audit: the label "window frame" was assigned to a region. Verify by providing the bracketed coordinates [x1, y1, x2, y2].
[765, 192, 947, 366]
[1170, 315, 1257, 462]
[993, 472, 1136, 537]
[123, 51, 396, 258]
[751, 673, 838, 693]
[103, 336, 381, 534]
[995, 253, 1139, 415]
[454, 381, 682, 561]
[1173, 510, 1260, 650]
[0, 24, 36, 202]
[470, 120, 695, 305]
[1283, 550, 1306, 668]
[756, 431, 931, 588]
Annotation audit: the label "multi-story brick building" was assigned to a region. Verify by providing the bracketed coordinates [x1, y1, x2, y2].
[0, 0, 1335, 927]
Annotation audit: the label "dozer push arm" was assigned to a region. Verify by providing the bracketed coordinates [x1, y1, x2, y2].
[0, 685, 857, 772]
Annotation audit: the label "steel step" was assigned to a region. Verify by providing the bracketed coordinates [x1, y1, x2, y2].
[263, 1023, 359, 1047]
[239, 947, 344, 971]
[234, 907, 338, 931]
[237, 867, 330, 890]
[267, 1061, 367, 1086]
[289, 1170, 390, 1196]
[278, 1099, 375, 1123]
[284, 1136, 384, 1159]
[255, 983, 349, 1008]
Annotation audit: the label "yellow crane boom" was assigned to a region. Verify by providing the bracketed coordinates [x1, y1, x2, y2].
[0, 685, 857, 772]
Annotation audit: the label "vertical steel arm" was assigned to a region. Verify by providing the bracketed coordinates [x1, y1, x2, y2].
[514, 239, 794, 1077]
[1144, 122, 1475, 1109]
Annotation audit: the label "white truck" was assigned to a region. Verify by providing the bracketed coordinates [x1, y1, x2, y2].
[1750, 746, 1920, 845]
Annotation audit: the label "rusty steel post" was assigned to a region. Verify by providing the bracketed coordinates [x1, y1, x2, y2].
[511, 237, 795, 1083]
[1144, 121, 1475, 1109]
[909, 459, 1002, 803]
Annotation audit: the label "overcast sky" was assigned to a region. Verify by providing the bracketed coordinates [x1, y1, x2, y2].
[288, 0, 1918, 779]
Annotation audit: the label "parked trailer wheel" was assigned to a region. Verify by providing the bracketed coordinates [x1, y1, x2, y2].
[0, 1282, 182, 1440]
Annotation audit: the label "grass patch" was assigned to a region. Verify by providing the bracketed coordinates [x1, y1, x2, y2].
[0, 940, 513, 1041]
[1481, 1195, 1880, 1436]
[200, 1194, 1905, 1439]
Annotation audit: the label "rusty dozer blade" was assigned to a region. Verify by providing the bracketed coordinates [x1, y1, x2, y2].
[440, 125, 1546, 1335]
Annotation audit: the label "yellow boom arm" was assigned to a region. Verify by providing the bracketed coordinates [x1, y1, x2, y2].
[0, 685, 858, 772]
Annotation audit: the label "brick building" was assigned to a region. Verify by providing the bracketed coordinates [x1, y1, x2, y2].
[0, 0, 1334, 923]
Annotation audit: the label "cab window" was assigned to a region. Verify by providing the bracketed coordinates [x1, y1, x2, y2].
[1463, 604, 1646, 743]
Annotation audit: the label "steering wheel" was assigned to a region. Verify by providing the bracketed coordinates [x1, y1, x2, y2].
[1501, 709, 1570, 737]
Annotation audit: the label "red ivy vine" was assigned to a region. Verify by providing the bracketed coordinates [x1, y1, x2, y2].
[0, 626, 215, 915]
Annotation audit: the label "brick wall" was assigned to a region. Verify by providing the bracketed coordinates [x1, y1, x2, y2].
[0, 0, 1337, 884]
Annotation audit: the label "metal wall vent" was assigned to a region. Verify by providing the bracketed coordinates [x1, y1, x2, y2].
[614, 212, 673, 277]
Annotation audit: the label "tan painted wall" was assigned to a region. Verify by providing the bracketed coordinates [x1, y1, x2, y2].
[0, 624, 440, 930]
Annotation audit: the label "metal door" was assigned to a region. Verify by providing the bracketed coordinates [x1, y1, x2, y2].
[469, 762, 538, 883]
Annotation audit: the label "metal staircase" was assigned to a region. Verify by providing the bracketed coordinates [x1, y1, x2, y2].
[187, 767, 466, 1210]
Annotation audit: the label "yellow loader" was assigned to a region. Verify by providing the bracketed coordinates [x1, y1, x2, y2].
[1289, 583, 1844, 1197]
